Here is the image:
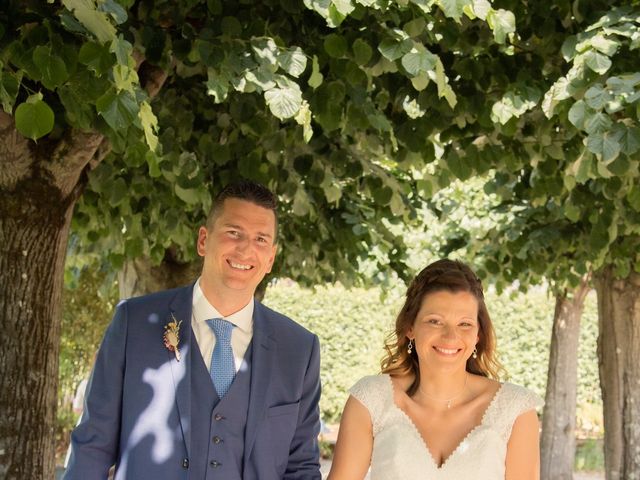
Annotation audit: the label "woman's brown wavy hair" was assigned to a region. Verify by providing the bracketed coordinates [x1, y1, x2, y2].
[381, 259, 503, 396]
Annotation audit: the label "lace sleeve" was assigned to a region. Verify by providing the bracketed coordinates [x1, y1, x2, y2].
[349, 374, 389, 435]
[493, 383, 544, 442]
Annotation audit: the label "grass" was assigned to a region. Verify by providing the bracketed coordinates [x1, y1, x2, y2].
[575, 438, 605, 472]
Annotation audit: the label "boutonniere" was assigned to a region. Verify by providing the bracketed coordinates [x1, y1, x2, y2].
[163, 314, 182, 362]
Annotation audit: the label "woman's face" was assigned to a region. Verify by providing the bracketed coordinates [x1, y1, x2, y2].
[408, 290, 479, 370]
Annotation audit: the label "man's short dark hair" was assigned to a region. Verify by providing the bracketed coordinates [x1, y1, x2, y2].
[206, 180, 279, 241]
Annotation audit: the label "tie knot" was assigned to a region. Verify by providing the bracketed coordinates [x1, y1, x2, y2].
[206, 318, 234, 341]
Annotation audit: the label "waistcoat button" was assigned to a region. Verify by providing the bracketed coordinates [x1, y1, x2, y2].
[213, 436, 222, 444]
[214, 413, 223, 421]
[210, 460, 221, 467]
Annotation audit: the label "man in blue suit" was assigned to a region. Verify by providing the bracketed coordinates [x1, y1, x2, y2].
[65, 180, 322, 479]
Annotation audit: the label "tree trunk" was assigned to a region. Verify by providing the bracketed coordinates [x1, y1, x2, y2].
[118, 252, 202, 298]
[0, 182, 79, 479]
[540, 277, 591, 480]
[0, 110, 106, 478]
[594, 267, 640, 480]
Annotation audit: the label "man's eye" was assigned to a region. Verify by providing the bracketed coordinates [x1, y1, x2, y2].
[256, 237, 267, 243]
[427, 319, 441, 325]
[228, 231, 240, 237]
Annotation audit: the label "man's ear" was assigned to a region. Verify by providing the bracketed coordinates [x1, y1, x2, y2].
[196, 226, 208, 257]
[265, 244, 277, 273]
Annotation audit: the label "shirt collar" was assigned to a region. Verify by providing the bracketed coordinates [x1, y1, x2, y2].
[193, 278, 254, 333]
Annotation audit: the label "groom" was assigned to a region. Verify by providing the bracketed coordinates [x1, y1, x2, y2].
[65, 180, 322, 479]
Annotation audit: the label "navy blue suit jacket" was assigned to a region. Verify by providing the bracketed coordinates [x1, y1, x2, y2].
[64, 284, 321, 479]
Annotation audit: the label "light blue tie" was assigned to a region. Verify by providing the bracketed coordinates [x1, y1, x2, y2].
[206, 318, 236, 398]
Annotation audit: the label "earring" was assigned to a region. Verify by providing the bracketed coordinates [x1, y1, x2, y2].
[472, 347, 478, 359]
[407, 339, 414, 355]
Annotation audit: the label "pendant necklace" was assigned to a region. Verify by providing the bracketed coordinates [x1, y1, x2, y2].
[419, 373, 468, 409]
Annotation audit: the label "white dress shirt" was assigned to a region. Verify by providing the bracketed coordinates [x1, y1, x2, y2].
[191, 278, 254, 373]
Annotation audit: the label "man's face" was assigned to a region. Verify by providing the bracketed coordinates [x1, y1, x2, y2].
[197, 198, 277, 299]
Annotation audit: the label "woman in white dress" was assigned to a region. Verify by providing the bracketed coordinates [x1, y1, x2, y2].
[328, 259, 542, 480]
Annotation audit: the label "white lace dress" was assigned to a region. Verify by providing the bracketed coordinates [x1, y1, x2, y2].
[349, 374, 543, 480]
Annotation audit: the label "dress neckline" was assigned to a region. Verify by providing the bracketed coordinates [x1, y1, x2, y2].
[384, 373, 505, 470]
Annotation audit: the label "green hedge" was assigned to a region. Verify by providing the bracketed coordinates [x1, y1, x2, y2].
[264, 282, 602, 427]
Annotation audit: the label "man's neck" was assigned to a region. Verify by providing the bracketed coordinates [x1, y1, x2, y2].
[199, 281, 253, 317]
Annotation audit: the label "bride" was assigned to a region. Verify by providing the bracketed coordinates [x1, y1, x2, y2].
[328, 259, 542, 480]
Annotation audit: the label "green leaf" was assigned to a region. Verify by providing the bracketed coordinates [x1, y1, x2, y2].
[589, 34, 620, 56]
[490, 88, 540, 124]
[221, 16, 242, 36]
[14, 94, 55, 140]
[390, 192, 404, 216]
[206, 68, 231, 103]
[58, 85, 95, 129]
[324, 34, 348, 58]
[436, 0, 471, 22]
[63, 0, 117, 43]
[252, 38, 279, 65]
[401, 49, 436, 76]
[327, 4, 347, 26]
[584, 85, 611, 110]
[378, 38, 413, 61]
[33, 46, 69, 89]
[108, 177, 128, 206]
[561, 35, 578, 61]
[109, 36, 133, 66]
[99, 0, 128, 24]
[292, 188, 311, 216]
[175, 184, 201, 204]
[564, 202, 581, 222]
[294, 100, 313, 142]
[331, 0, 355, 16]
[138, 101, 158, 151]
[112, 64, 138, 92]
[404, 17, 427, 37]
[542, 77, 571, 118]
[584, 112, 612, 134]
[277, 47, 307, 78]
[568, 100, 588, 129]
[245, 69, 276, 91]
[487, 9, 516, 44]
[617, 125, 640, 155]
[435, 57, 457, 108]
[410, 72, 430, 91]
[0, 70, 21, 113]
[79, 41, 114, 74]
[352, 39, 373, 66]
[586, 131, 621, 163]
[627, 188, 640, 212]
[264, 82, 303, 119]
[464, 0, 491, 20]
[584, 50, 612, 74]
[308, 55, 324, 89]
[96, 89, 139, 131]
[402, 95, 426, 119]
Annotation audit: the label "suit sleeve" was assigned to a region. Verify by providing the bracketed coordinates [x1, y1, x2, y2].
[64, 301, 128, 480]
[283, 334, 322, 480]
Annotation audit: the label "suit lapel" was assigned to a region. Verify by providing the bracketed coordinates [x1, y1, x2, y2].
[167, 284, 195, 461]
[244, 301, 274, 463]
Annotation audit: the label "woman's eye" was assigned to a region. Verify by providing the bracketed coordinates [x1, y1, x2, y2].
[427, 319, 441, 325]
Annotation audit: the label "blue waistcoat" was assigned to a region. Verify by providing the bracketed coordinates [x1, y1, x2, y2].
[189, 341, 253, 480]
